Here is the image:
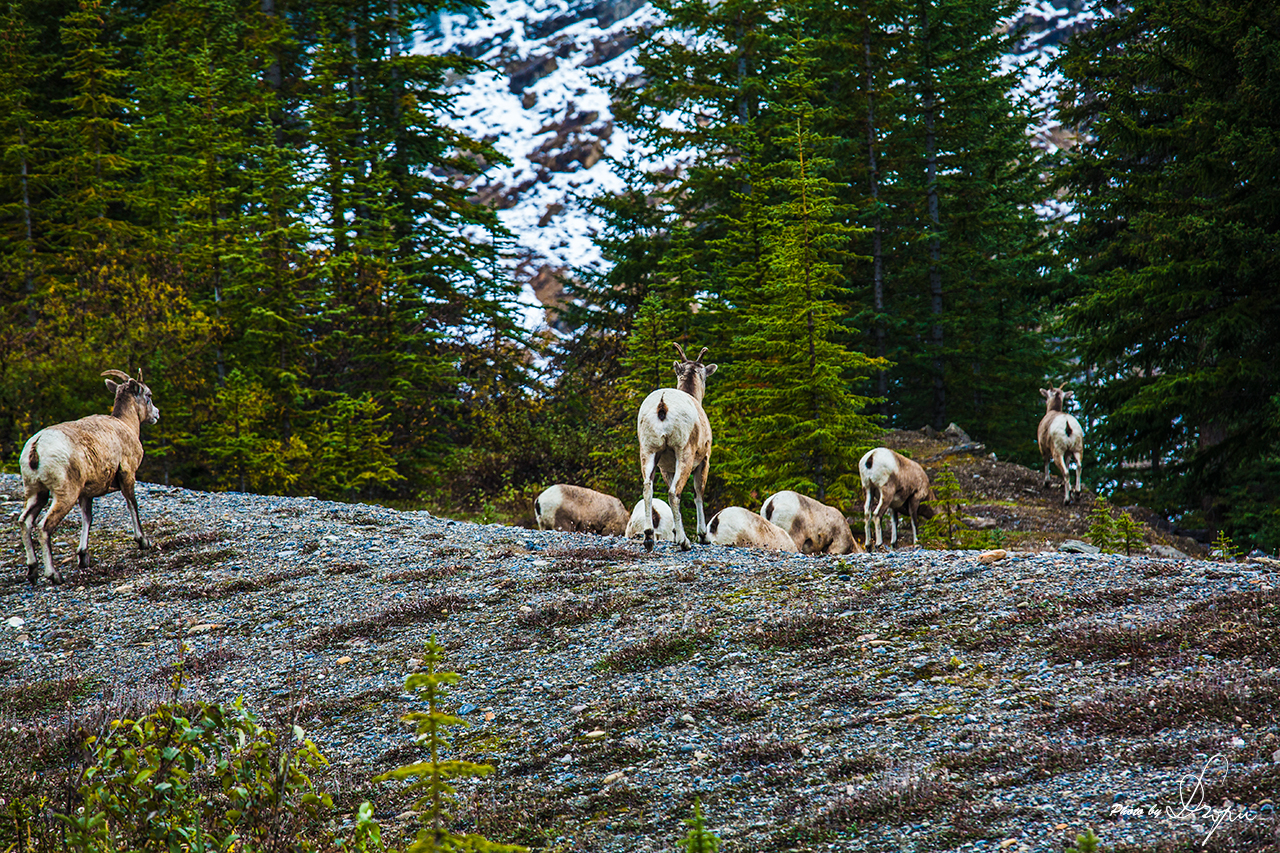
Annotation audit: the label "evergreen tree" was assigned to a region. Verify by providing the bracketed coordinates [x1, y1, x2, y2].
[1056, 0, 1280, 546]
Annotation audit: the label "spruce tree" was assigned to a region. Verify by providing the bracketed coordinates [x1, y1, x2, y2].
[1056, 0, 1280, 545]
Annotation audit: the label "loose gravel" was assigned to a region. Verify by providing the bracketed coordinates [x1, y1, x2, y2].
[2, 473, 1278, 852]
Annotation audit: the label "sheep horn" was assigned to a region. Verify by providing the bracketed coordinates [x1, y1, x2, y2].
[673, 341, 690, 362]
[101, 370, 131, 382]
[696, 347, 707, 363]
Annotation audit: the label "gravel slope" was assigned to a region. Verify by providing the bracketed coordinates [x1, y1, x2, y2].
[2, 472, 1278, 852]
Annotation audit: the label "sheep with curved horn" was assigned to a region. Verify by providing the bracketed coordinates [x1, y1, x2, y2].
[635, 342, 717, 551]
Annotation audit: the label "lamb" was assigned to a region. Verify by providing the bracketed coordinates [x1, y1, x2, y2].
[859, 447, 934, 551]
[625, 497, 675, 542]
[760, 490, 865, 555]
[18, 369, 160, 586]
[636, 342, 717, 551]
[706, 506, 798, 552]
[534, 484, 629, 536]
[1038, 385, 1085, 505]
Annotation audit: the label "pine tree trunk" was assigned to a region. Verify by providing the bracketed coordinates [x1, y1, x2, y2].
[920, 2, 945, 430]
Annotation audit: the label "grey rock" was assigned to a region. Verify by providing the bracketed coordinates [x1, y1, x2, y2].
[1058, 539, 1100, 554]
[1150, 544, 1189, 559]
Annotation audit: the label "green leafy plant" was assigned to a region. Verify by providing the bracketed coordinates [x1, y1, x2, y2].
[60, 697, 335, 853]
[921, 465, 991, 550]
[373, 638, 526, 853]
[1087, 502, 1118, 553]
[678, 798, 721, 853]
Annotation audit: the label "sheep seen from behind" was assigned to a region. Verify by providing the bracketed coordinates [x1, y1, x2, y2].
[636, 343, 717, 551]
[18, 369, 160, 586]
[706, 507, 799, 552]
[534, 484, 629, 536]
[859, 447, 934, 551]
[760, 490, 865, 554]
[626, 497, 675, 542]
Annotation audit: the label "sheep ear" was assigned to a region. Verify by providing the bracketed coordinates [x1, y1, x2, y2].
[1039, 388, 1050, 398]
[1063, 390, 1074, 400]
[104, 379, 120, 395]
[704, 363, 717, 377]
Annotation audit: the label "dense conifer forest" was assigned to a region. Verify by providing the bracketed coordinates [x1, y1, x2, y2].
[0, 0, 1276, 549]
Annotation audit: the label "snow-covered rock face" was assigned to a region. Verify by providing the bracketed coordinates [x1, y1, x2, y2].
[419, 0, 1091, 330]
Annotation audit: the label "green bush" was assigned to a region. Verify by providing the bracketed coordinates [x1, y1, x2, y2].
[60, 698, 337, 853]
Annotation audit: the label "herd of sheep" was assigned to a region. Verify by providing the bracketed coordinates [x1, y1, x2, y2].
[535, 343, 1087, 557]
[10, 353, 1084, 586]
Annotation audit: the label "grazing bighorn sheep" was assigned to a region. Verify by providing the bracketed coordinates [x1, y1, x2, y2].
[760, 490, 865, 555]
[626, 497, 675, 542]
[18, 369, 160, 586]
[534, 484, 629, 536]
[707, 507, 799, 552]
[636, 343, 717, 551]
[859, 447, 934, 551]
[1038, 385, 1084, 505]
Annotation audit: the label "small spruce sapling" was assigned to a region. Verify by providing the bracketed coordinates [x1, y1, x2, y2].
[373, 638, 526, 853]
[1087, 502, 1118, 553]
[1114, 512, 1143, 557]
[678, 798, 721, 853]
[1211, 529, 1242, 562]
[1065, 828, 1100, 853]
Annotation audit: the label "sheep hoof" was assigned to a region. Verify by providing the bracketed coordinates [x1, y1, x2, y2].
[26, 563, 38, 585]
[678, 539, 692, 552]
[50, 569, 62, 586]
[644, 532, 654, 552]
[78, 551, 88, 570]
[136, 537, 150, 550]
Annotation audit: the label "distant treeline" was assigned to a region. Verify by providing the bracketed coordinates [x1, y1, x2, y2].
[0, 0, 1276, 549]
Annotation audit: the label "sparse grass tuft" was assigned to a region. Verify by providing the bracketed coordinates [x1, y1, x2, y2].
[1048, 671, 1280, 734]
[747, 608, 861, 650]
[304, 594, 470, 648]
[597, 623, 715, 672]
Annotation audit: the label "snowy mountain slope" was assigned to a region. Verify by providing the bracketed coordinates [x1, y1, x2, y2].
[416, 0, 1094, 329]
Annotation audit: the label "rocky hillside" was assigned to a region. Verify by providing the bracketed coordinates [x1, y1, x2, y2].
[3, 443, 1277, 852]
[425, 0, 1097, 328]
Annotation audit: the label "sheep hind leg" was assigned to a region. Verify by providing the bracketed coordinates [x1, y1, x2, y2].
[1053, 450, 1071, 505]
[640, 451, 659, 552]
[36, 494, 75, 586]
[667, 456, 693, 552]
[692, 458, 710, 545]
[19, 489, 49, 584]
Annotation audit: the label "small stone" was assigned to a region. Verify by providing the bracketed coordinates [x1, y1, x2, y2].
[1151, 544, 1190, 559]
[694, 750, 709, 761]
[407, 657, 422, 671]
[1055, 824, 1069, 831]
[964, 517, 999, 531]
[857, 633, 878, 643]
[458, 703, 478, 715]
[978, 549, 1007, 564]
[870, 640, 888, 647]
[1231, 736, 1245, 748]
[558, 753, 573, 764]
[603, 771, 626, 785]
[730, 774, 743, 784]
[519, 605, 533, 614]
[1271, 748, 1280, 765]
[336, 656, 353, 664]
[5, 616, 23, 629]
[571, 704, 589, 714]
[680, 713, 695, 724]
[585, 730, 606, 739]
[185, 623, 222, 634]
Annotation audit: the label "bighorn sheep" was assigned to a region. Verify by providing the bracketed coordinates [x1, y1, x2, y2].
[636, 343, 717, 551]
[626, 497, 675, 542]
[859, 447, 934, 551]
[18, 369, 160, 586]
[706, 507, 799, 552]
[1038, 385, 1084, 505]
[534, 484, 629, 536]
[760, 490, 865, 555]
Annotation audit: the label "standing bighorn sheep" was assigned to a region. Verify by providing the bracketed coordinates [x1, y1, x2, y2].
[534, 484, 629, 535]
[18, 369, 160, 586]
[1038, 385, 1084, 504]
[636, 343, 716, 551]
[859, 447, 934, 551]
[760, 490, 865, 555]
